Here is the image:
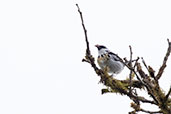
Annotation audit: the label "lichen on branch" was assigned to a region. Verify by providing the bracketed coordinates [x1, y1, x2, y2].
[76, 4, 171, 114]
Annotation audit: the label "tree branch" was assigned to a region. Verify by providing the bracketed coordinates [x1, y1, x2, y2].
[139, 109, 162, 114]
[164, 86, 171, 103]
[156, 39, 171, 80]
[76, 4, 90, 55]
[76, 4, 170, 114]
[76, 4, 100, 74]
[129, 45, 133, 93]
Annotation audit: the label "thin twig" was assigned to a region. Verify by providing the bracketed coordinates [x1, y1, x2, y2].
[136, 63, 159, 104]
[141, 57, 157, 81]
[156, 39, 171, 80]
[141, 57, 148, 71]
[129, 45, 133, 93]
[134, 57, 140, 69]
[164, 86, 171, 102]
[76, 4, 90, 55]
[114, 54, 143, 83]
[136, 96, 156, 105]
[129, 45, 133, 64]
[76, 4, 99, 73]
[139, 109, 162, 114]
[82, 58, 90, 63]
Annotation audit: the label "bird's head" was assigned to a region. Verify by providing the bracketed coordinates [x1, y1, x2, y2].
[95, 44, 107, 50]
[95, 44, 109, 55]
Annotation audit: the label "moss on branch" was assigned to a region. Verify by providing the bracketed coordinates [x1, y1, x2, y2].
[76, 4, 171, 114]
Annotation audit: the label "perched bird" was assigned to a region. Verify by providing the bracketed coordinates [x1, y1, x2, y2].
[95, 44, 124, 75]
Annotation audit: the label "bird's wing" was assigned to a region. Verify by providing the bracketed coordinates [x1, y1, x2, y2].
[108, 52, 120, 61]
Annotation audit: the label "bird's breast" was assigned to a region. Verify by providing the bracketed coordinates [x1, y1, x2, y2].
[97, 55, 109, 69]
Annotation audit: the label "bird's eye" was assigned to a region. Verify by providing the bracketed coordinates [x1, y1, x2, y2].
[101, 55, 104, 57]
[107, 54, 110, 58]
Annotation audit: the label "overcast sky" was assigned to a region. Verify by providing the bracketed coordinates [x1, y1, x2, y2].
[0, 0, 171, 114]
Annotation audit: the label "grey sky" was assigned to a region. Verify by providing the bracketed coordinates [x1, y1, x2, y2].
[0, 0, 171, 114]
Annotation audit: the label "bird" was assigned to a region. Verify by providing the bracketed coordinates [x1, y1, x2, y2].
[95, 44, 124, 75]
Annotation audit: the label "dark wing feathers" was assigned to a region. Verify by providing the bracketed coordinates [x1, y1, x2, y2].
[108, 52, 120, 61]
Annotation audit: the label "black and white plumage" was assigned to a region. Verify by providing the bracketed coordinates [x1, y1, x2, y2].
[95, 44, 124, 74]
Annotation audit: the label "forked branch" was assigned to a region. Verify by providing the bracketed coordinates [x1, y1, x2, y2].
[76, 4, 171, 114]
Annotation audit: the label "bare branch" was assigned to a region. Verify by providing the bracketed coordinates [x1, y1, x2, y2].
[129, 45, 133, 93]
[114, 54, 143, 83]
[136, 63, 159, 104]
[76, 4, 100, 74]
[148, 66, 157, 81]
[76, 4, 90, 55]
[156, 39, 171, 80]
[141, 57, 148, 71]
[139, 109, 162, 114]
[142, 57, 157, 81]
[82, 58, 90, 63]
[129, 45, 133, 64]
[137, 96, 156, 105]
[164, 86, 171, 103]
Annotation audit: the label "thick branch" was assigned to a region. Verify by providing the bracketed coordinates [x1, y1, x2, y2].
[105, 77, 157, 105]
